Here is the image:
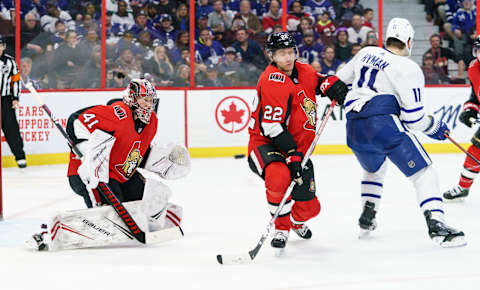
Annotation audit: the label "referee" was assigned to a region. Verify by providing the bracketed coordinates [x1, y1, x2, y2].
[1, 35, 26, 168]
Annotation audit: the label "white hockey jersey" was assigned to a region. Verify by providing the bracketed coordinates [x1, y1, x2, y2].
[337, 46, 430, 132]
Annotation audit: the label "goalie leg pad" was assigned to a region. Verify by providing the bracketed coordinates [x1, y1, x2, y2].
[47, 200, 149, 251]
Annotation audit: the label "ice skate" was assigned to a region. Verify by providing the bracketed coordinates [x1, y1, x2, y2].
[424, 210, 466, 248]
[443, 186, 469, 202]
[358, 201, 377, 238]
[292, 224, 312, 239]
[25, 224, 49, 251]
[271, 230, 289, 256]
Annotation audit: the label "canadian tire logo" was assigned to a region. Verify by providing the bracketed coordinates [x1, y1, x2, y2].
[215, 96, 251, 134]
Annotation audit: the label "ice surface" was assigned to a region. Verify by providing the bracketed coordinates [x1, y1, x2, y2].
[1, 154, 480, 290]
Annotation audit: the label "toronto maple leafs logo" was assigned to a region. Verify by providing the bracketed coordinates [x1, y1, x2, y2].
[215, 96, 251, 134]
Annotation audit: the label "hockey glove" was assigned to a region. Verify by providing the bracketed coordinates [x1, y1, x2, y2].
[424, 116, 450, 141]
[286, 150, 303, 185]
[317, 75, 347, 106]
[459, 103, 478, 128]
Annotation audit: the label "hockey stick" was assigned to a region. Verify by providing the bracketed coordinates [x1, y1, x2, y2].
[216, 100, 337, 265]
[24, 83, 152, 244]
[445, 132, 480, 166]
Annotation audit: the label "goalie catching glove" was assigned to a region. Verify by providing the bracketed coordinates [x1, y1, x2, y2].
[143, 142, 191, 180]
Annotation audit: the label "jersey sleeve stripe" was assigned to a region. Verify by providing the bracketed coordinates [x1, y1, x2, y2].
[401, 115, 424, 124]
[400, 106, 423, 113]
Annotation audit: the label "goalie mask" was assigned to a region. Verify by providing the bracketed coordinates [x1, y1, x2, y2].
[124, 79, 158, 124]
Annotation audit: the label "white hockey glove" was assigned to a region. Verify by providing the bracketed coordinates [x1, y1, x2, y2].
[143, 142, 191, 180]
[77, 130, 116, 189]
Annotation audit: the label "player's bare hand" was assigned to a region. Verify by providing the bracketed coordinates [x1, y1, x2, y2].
[12, 100, 19, 110]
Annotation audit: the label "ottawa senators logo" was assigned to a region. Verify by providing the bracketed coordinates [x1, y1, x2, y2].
[115, 141, 143, 180]
[298, 90, 316, 131]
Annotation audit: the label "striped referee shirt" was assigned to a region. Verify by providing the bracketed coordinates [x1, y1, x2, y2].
[0, 52, 20, 100]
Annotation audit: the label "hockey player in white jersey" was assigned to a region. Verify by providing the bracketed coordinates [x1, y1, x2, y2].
[336, 18, 466, 247]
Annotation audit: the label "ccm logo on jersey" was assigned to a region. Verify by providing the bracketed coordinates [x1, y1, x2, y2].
[114, 141, 143, 180]
[113, 105, 127, 120]
[269, 72, 286, 83]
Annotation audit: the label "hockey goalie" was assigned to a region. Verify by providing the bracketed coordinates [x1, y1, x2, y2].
[29, 79, 190, 251]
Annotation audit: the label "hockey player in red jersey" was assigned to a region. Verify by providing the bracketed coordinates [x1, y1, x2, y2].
[248, 32, 348, 249]
[444, 35, 480, 201]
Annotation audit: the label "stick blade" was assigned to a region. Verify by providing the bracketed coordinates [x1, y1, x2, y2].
[216, 253, 252, 265]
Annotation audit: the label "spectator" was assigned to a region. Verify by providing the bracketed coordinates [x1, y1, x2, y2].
[40, 1, 75, 33]
[237, 0, 263, 34]
[350, 42, 362, 57]
[218, 46, 249, 85]
[316, 11, 336, 46]
[157, 14, 178, 49]
[54, 30, 88, 88]
[51, 20, 67, 49]
[362, 8, 374, 29]
[232, 27, 267, 70]
[252, 0, 270, 20]
[198, 0, 214, 19]
[443, 0, 461, 41]
[320, 45, 341, 74]
[146, 3, 160, 25]
[262, 0, 281, 34]
[287, 1, 312, 32]
[80, 27, 100, 56]
[173, 64, 190, 86]
[293, 16, 319, 44]
[424, 33, 465, 80]
[130, 10, 159, 40]
[273, 24, 283, 33]
[84, 2, 100, 20]
[156, 0, 177, 16]
[311, 60, 322, 72]
[117, 47, 142, 79]
[347, 13, 372, 44]
[203, 64, 226, 86]
[452, 0, 476, 63]
[136, 30, 154, 61]
[195, 28, 225, 65]
[20, 57, 42, 90]
[334, 27, 352, 62]
[173, 3, 189, 31]
[222, 17, 252, 46]
[79, 45, 102, 88]
[298, 30, 323, 64]
[170, 30, 189, 64]
[224, 0, 241, 13]
[111, 0, 135, 33]
[111, 70, 128, 88]
[76, 14, 97, 38]
[176, 48, 191, 67]
[337, 0, 363, 27]
[195, 13, 213, 40]
[209, 0, 234, 33]
[304, 0, 336, 21]
[422, 52, 451, 84]
[144, 45, 174, 86]
[363, 30, 378, 47]
[21, 12, 45, 58]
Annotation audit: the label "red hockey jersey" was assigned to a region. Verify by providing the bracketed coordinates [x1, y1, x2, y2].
[248, 61, 319, 156]
[468, 59, 480, 103]
[67, 101, 157, 183]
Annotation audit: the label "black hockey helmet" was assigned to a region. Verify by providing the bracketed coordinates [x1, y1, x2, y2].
[473, 35, 480, 57]
[265, 32, 297, 58]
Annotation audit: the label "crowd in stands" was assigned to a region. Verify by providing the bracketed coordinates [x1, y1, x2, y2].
[422, 0, 476, 84]
[4, 0, 470, 88]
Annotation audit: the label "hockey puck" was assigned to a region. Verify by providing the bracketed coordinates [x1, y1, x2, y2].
[234, 154, 246, 159]
[216, 254, 223, 264]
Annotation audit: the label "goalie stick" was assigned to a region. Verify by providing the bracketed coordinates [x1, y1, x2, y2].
[23, 82, 179, 245]
[216, 100, 337, 265]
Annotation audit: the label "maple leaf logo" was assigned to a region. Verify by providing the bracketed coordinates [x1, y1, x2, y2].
[221, 102, 245, 124]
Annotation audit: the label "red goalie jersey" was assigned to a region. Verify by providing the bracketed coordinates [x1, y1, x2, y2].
[67, 101, 158, 183]
[248, 61, 319, 156]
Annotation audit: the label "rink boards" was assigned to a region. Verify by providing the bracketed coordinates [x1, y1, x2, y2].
[1, 87, 472, 167]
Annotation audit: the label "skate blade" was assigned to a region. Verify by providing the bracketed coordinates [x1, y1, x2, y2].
[358, 229, 373, 239]
[274, 248, 286, 257]
[433, 236, 467, 248]
[443, 197, 466, 203]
